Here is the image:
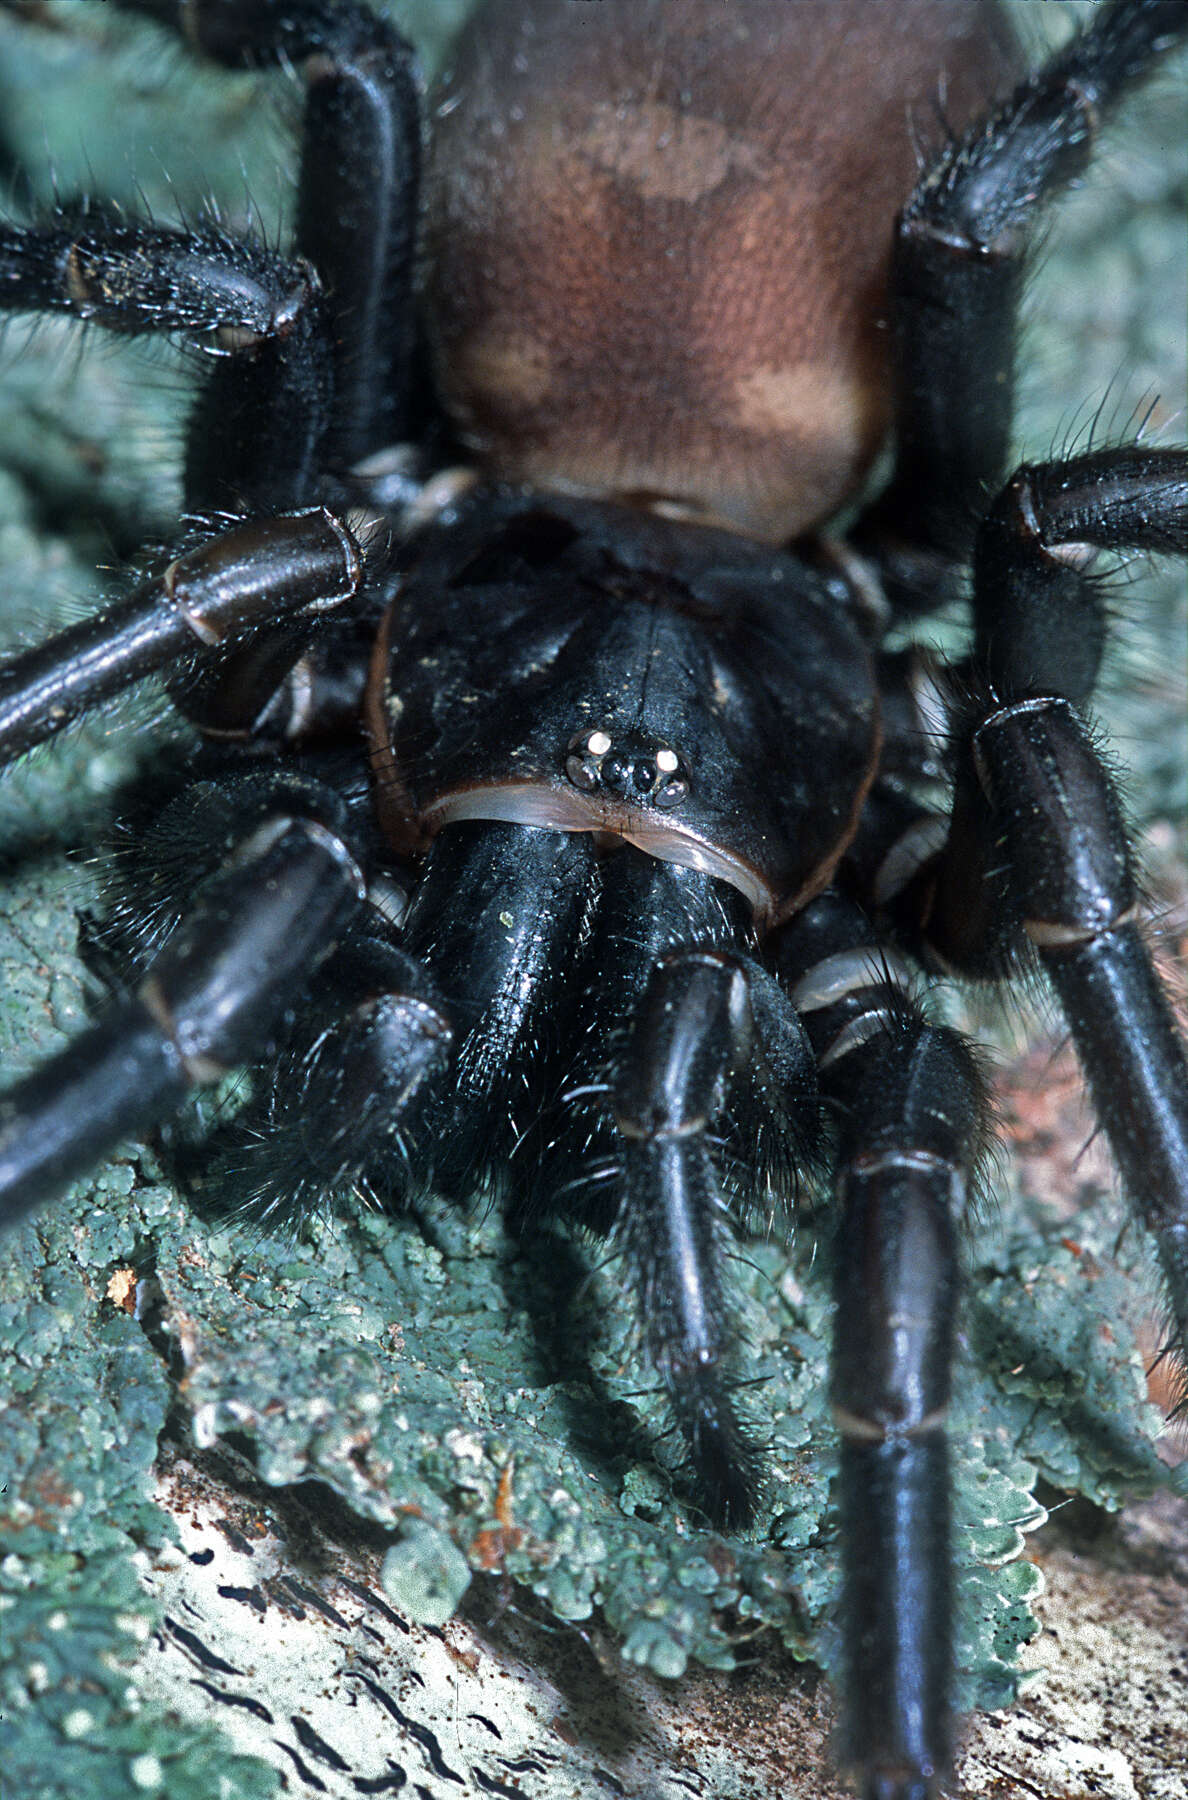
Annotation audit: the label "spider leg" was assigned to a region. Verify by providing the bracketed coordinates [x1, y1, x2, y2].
[978, 697, 1188, 1329]
[896, 447, 1188, 1364]
[855, 0, 1188, 608]
[182, 933, 453, 1229]
[111, 0, 422, 477]
[612, 946, 817, 1526]
[538, 850, 817, 1526]
[0, 774, 368, 1230]
[774, 892, 990, 1800]
[1, 0, 420, 509]
[971, 447, 1187, 704]
[853, 444, 1188, 928]
[0, 2, 421, 738]
[0, 205, 333, 511]
[0, 509, 364, 764]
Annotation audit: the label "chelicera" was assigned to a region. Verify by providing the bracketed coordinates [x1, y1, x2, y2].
[0, 3, 1186, 1797]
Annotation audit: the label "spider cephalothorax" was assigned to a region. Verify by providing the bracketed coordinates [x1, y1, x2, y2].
[0, 4, 1185, 1798]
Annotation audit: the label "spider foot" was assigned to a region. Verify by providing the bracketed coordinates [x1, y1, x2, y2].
[861, 1771, 938, 1800]
[662, 1352, 762, 1531]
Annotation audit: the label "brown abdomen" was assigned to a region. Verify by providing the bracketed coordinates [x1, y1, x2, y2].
[423, 0, 1018, 542]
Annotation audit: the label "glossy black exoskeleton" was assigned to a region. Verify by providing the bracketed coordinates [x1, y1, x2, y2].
[0, 4, 1185, 1797]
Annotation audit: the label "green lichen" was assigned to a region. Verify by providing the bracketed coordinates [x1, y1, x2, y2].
[0, 3, 1184, 1797]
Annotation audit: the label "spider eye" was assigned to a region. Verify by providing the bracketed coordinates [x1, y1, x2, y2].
[654, 775, 689, 810]
[565, 750, 599, 790]
[563, 730, 691, 806]
[602, 752, 651, 795]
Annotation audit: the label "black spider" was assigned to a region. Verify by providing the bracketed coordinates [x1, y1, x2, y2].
[0, 2, 1185, 1798]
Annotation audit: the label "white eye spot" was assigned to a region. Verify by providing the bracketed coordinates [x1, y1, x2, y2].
[587, 730, 612, 756]
[655, 748, 679, 774]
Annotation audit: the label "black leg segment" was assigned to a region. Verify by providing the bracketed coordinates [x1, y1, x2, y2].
[777, 894, 989, 1800]
[973, 447, 1188, 703]
[912, 442, 1188, 1383]
[191, 934, 453, 1228]
[113, 0, 423, 472]
[0, 510, 363, 766]
[613, 948, 817, 1527]
[0, 778, 367, 1231]
[0, 203, 313, 344]
[894, 447, 1188, 970]
[860, 0, 1188, 579]
[975, 697, 1188, 1367]
[0, 204, 334, 512]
